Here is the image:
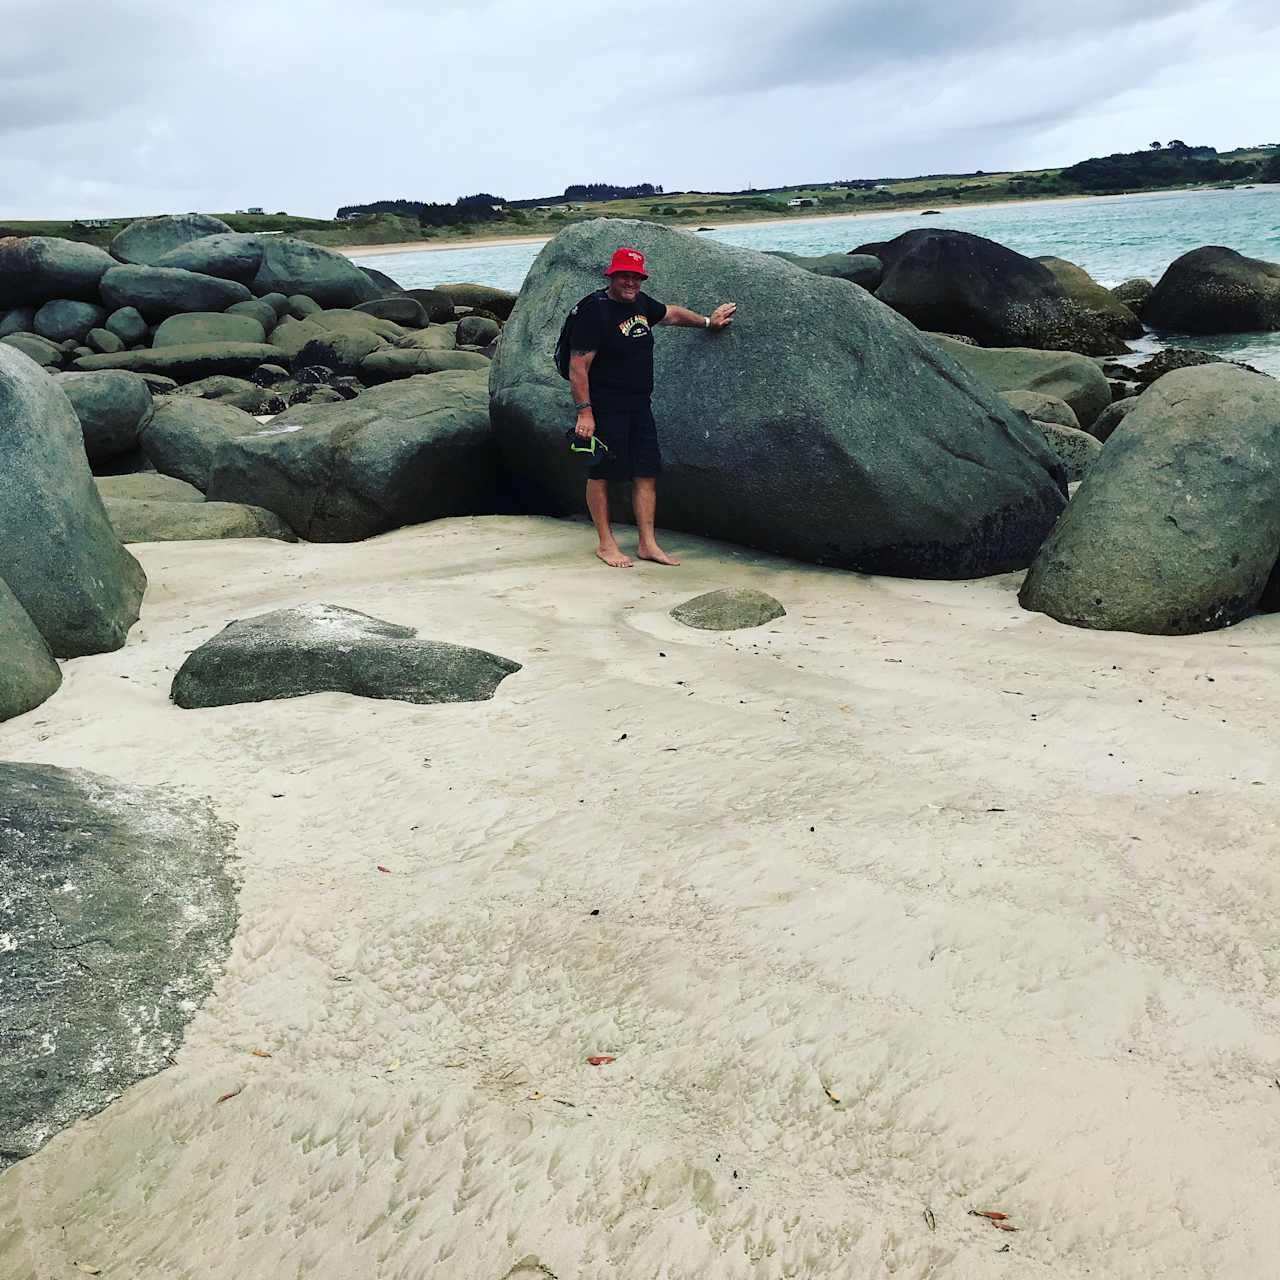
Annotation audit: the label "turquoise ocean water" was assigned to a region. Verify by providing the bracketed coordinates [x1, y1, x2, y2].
[355, 185, 1280, 373]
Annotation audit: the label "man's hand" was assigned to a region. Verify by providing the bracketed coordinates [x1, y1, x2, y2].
[575, 408, 595, 439]
[709, 302, 737, 332]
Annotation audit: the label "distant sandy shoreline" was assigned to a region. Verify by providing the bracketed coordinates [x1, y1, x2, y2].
[338, 187, 1198, 259]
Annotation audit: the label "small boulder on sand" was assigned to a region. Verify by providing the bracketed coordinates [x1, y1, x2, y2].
[170, 603, 521, 708]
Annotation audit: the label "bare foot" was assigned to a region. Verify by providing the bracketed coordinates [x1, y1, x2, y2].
[637, 544, 681, 566]
[596, 545, 633, 568]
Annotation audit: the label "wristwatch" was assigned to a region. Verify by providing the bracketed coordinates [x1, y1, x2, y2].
[573, 400, 592, 411]
[704, 316, 711, 329]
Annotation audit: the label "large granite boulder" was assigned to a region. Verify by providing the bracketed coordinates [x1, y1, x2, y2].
[54, 369, 154, 462]
[104, 497, 296, 543]
[765, 251, 883, 290]
[361, 348, 490, 383]
[206, 370, 503, 541]
[171, 604, 521, 708]
[0, 346, 145, 656]
[33, 299, 107, 344]
[0, 237, 116, 308]
[1020, 365, 1280, 634]
[927, 334, 1112, 433]
[433, 283, 517, 319]
[1144, 246, 1280, 334]
[152, 310, 267, 347]
[95, 472, 204, 503]
[153, 232, 264, 284]
[108, 213, 235, 266]
[0, 579, 61, 723]
[72, 342, 288, 383]
[671, 588, 786, 630]
[140, 395, 263, 490]
[0, 762, 237, 1168]
[492, 219, 1066, 577]
[852, 228, 1126, 354]
[250, 236, 382, 307]
[1036, 256, 1144, 348]
[100, 264, 253, 320]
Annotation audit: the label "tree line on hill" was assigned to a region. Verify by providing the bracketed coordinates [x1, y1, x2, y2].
[334, 144, 1279, 229]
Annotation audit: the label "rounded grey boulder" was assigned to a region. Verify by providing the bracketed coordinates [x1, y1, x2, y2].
[456, 314, 500, 347]
[100, 264, 252, 320]
[0, 236, 116, 308]
[670, 588, 786, 630]
[0, 346, 146, 656]
[108, 213, 235, 266]
[206, 370, 500, 540]
[354, 297, 429, 327]
[104, 305, 148, 345]
[225, 298, 279, 334]
[54, 370, 154, 462]
[1145, 246, 1280, 334]
[153, 311, 267, 347]
[0, 578, 61, 723]
[87, 326, 124, 354]
[171, 603, 521, 708]
[1020, 364, 1280, 634]
[251, 237, 382, 308]
[33, 299, 107, 344]
[154, 232, 264, 283]
[1, 332, 63, 368]
[0, 762, 237, 1168]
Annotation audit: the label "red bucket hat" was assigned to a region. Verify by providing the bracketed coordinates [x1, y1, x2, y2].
[604, 247, 648, 278]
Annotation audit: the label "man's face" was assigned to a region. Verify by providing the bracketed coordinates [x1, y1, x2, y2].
[608, 271, 645, 302]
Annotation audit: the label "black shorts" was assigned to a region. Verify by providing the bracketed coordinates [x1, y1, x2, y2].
[587, 399, 662, 481]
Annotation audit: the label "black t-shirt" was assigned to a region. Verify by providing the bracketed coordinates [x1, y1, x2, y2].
[569, 290, 668, 399]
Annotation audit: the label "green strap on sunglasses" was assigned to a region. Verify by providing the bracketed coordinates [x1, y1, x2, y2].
[567, 431, 610, 456]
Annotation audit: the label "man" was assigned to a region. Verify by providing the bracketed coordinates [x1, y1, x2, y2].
[569, 247, 736, 568]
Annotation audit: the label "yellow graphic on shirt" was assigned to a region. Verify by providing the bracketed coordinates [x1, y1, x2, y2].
[619, 314, 651, 339]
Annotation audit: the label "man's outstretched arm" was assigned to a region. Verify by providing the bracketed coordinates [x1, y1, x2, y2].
[659, 303, 737, 332]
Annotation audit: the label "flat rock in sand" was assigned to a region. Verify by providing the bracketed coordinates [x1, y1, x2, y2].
[170, 603, 521, 708]
[670, 588, 786, 630]
[0, 762, 237, 1169]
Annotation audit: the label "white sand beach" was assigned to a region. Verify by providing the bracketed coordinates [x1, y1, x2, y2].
[3, 515, 1280, 1278]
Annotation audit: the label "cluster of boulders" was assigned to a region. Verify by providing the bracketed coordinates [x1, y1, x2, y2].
[3, 211, 1280, 735]
[0, 214, 517, 550]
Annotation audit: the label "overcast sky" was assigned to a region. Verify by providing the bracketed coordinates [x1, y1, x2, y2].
[2, 0, 1277, 220]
